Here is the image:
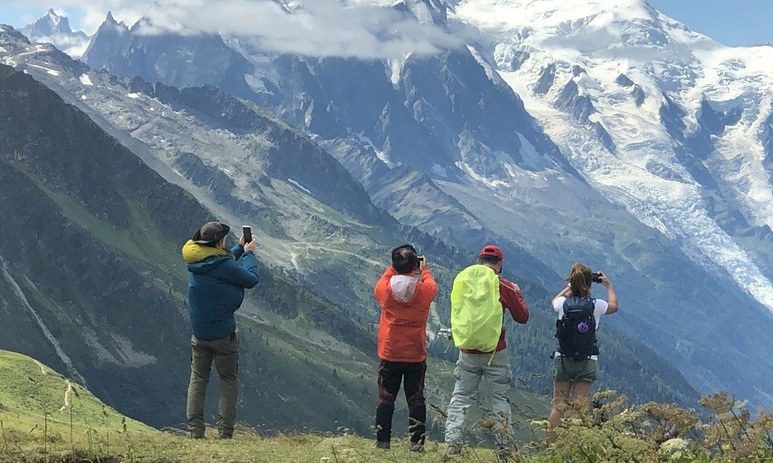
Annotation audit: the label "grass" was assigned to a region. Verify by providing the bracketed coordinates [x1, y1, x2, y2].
[2, 350, 771, 462]
[0, 429, 516, 463]
[0, 349, 549, 462]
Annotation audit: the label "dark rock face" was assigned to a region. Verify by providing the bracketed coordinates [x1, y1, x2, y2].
[556, 78, 597, 123]
[85, 19, 255, 100]
[534, 63, 556, 94]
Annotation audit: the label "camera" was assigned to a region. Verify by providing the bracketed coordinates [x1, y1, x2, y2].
[242, 225, 252, 243]
[591, 271, 603, 283]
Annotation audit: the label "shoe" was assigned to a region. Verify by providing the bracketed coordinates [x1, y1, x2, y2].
[495, 445, 511, 463]
[409, 443, 424, 453]
[446, 442, 463, 455]
[189, 431, 204, 439]
[376, 441, 390, 450]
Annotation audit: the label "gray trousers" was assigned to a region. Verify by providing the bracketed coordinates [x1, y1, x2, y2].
[444, 350, 512, 446]
[186, 331, 239, 437]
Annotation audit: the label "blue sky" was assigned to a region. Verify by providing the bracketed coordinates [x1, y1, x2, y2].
[0, 1, 771, 47]
[647, 0, 772, 46]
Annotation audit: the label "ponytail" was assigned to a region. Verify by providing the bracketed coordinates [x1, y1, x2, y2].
[569, 263, 592, 298]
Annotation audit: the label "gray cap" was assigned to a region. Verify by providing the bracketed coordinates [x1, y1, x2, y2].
[192, 222, 230, 244]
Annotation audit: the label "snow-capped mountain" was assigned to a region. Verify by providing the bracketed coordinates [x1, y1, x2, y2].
[20, 9, 89, 58]
[453, 0, 773, 312]
[7, 0, 773, 408]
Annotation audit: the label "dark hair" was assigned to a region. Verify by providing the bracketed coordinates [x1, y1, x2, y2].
[477, 254, 501, 266]
[203, 238, 224, 248]
[569, 263, 592, 298]
[392, 244, 418, 274]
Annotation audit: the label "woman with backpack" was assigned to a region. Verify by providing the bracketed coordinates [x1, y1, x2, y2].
[547, 263, 618, 444]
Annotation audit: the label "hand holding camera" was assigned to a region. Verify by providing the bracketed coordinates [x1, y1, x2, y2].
[592, 271, 612, 288]
[241, 225, 257, 253]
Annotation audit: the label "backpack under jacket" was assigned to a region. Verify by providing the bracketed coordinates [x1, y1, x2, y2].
[555, 296, 598, 360]
[450, 264, 502, 352]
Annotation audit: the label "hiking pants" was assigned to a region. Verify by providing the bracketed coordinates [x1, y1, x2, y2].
[186, 331, 239, 437]
[445, 350, 512, 446]
[375, 360, 427, 445]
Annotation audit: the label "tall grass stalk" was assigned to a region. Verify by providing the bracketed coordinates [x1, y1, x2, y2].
[44, 410, 48, 463]
[70, 402, 74, 453]
[1, 419, 6, 450]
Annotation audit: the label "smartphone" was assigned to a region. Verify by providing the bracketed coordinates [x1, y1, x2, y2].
[417, 255, 425, 265]
[242, 225, 252, 243]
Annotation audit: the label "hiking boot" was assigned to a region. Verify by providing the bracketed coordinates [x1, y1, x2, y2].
[495, 445, 511, 463]
[376, 441, 390, 450]
[446, 442, 463, 455]
[409, 443, 424, 453]
[189, 431, 204, 439]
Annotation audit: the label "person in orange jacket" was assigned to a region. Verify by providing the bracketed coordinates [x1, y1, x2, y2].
[373, 244, 438, 452]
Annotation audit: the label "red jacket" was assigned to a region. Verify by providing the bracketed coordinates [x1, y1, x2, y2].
[374, 267, 438, 362]
[461, 277, 529, 353]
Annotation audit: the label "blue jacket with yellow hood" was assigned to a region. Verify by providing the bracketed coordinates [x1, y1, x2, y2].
[182, 240, 259, 340]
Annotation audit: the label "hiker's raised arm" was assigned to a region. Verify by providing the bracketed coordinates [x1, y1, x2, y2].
[501, 280, 528, 323]
[602, 276, 618, 314]
[552, 284, 571, 303]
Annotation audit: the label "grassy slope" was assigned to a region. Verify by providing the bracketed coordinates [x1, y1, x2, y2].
[0, 349, 545, 463]
[3, 351, 770, 463]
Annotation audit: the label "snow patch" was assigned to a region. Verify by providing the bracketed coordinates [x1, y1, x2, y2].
[287, 178, 312, 195]
[26, 63, 60, 76]
[389, 54, 409, 86]
[431, 163, 448, 177]
[79, 74, 92, 86]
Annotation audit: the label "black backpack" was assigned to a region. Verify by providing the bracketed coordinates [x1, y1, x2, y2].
[555, 296, 598, 360]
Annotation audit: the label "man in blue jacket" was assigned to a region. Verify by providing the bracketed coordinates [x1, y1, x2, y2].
[181, 221, 259, 439]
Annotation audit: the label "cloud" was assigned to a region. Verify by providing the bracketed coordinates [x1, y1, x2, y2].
[136, 0, 466, 59]
[7, 0, 466, 59]
[4, 0, 149, 34]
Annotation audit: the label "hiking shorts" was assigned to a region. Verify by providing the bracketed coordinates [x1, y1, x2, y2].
[553, 356, 597, 383]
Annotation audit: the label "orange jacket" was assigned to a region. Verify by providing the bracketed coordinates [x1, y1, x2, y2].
[374, 267, 438, 362]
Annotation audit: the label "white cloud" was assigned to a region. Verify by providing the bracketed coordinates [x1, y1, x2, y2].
[8, 0, 465, 60]
[4, 0, 148, 34]
[137, 0, 464, 59]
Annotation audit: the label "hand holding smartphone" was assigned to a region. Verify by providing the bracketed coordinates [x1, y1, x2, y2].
[242, 225, 252, 243]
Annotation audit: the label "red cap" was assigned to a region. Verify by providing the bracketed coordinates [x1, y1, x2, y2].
[479, 244, 504, 261]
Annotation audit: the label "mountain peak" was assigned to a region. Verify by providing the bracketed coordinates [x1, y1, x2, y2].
[24, 8, 72, 36]
[393, 0, 448, 25]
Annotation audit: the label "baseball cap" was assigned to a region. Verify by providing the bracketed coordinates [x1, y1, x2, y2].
[479, 244, 504, 261]
[192, 222, 230, 244]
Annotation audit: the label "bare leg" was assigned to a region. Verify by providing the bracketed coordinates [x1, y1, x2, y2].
[547, 381, 571, 444]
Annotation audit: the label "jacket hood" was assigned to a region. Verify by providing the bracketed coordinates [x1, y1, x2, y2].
[390, 274, 418, 303]
[182, 239, 231, 273]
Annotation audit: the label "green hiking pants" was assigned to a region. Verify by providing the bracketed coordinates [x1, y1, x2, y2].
[186, 331, 239, 437]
